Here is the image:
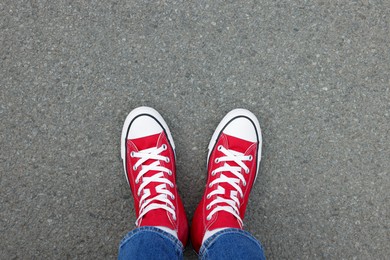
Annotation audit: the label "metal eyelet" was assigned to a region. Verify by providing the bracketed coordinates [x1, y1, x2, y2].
[170, 183, 174, 188]
[248, 155, 253, 161]
[130, 151, 135, 157]
[206, 216, 211, 220]
[135, 179, 139, 184]
[217, 145, 222, 151]
[171, 195, 175, 199]
[245, 168, 250, 174]
[133, 165, 137, 171]
[165, 157, 170, 163]
[243, 181, 247, 186]
[206, 205, 211, 210]
[162, 144, 167, 150]
[215, 158, 219, 163]
[208, 183, 213, 188]
[168, 170, 172, 175]
[207, 194, 211, 199]
[211, 170, 216, 176]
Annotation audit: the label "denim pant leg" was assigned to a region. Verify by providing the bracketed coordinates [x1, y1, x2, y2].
[199, 228, 266, 260]
[118, 226, 183, 260]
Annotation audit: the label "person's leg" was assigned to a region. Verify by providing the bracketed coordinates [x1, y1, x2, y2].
[118, 107, 189, 259]
[191, 109, 265, 259]
[118, 226, 183, 260]
[198, 228, 265, 260]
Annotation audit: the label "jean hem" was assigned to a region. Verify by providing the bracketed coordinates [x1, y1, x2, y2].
[199, 228, 264, 258]
[119, 226, 184, 252]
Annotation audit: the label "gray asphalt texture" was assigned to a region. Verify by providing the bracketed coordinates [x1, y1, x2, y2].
[1, 0, 389, 259]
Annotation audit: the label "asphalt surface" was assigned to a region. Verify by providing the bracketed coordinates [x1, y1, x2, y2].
[1, 1, 389, 259]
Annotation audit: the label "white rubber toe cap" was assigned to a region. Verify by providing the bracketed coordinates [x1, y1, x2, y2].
[127, 115, 163, 139]
[223, 117, 258, 142]
[121, 106, 175, 160]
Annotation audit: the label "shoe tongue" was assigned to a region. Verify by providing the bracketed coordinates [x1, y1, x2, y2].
[130, 132, 164, 179]
[131, 132, 162, 150]
[130, 133, 174, 229]
[208, 181, 242, 230]
[139, 209, 174, 228]
[222, 133, 253, 154]
[138, 180, 173, 228]
[219, 133, 254, 183]
[208, 211, 241, 230]
[207, 134, 255, 230]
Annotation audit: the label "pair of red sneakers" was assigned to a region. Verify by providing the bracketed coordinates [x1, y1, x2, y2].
[120, 107, 262, 252]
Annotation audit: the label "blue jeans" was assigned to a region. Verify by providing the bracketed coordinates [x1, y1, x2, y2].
[118, 226, 266, 260]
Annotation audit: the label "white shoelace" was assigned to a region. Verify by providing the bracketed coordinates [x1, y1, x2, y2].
[206, 145, 253, 226]
[130, 145, 176, 226]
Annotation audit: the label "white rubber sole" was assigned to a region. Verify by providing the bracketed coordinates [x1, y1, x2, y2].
[207, 108, 262, 181]
[120, 106, 176, 184]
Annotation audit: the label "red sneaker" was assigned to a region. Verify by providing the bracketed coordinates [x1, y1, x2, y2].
[191, 109, 262, 252]
[121, 106, 188, 246]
